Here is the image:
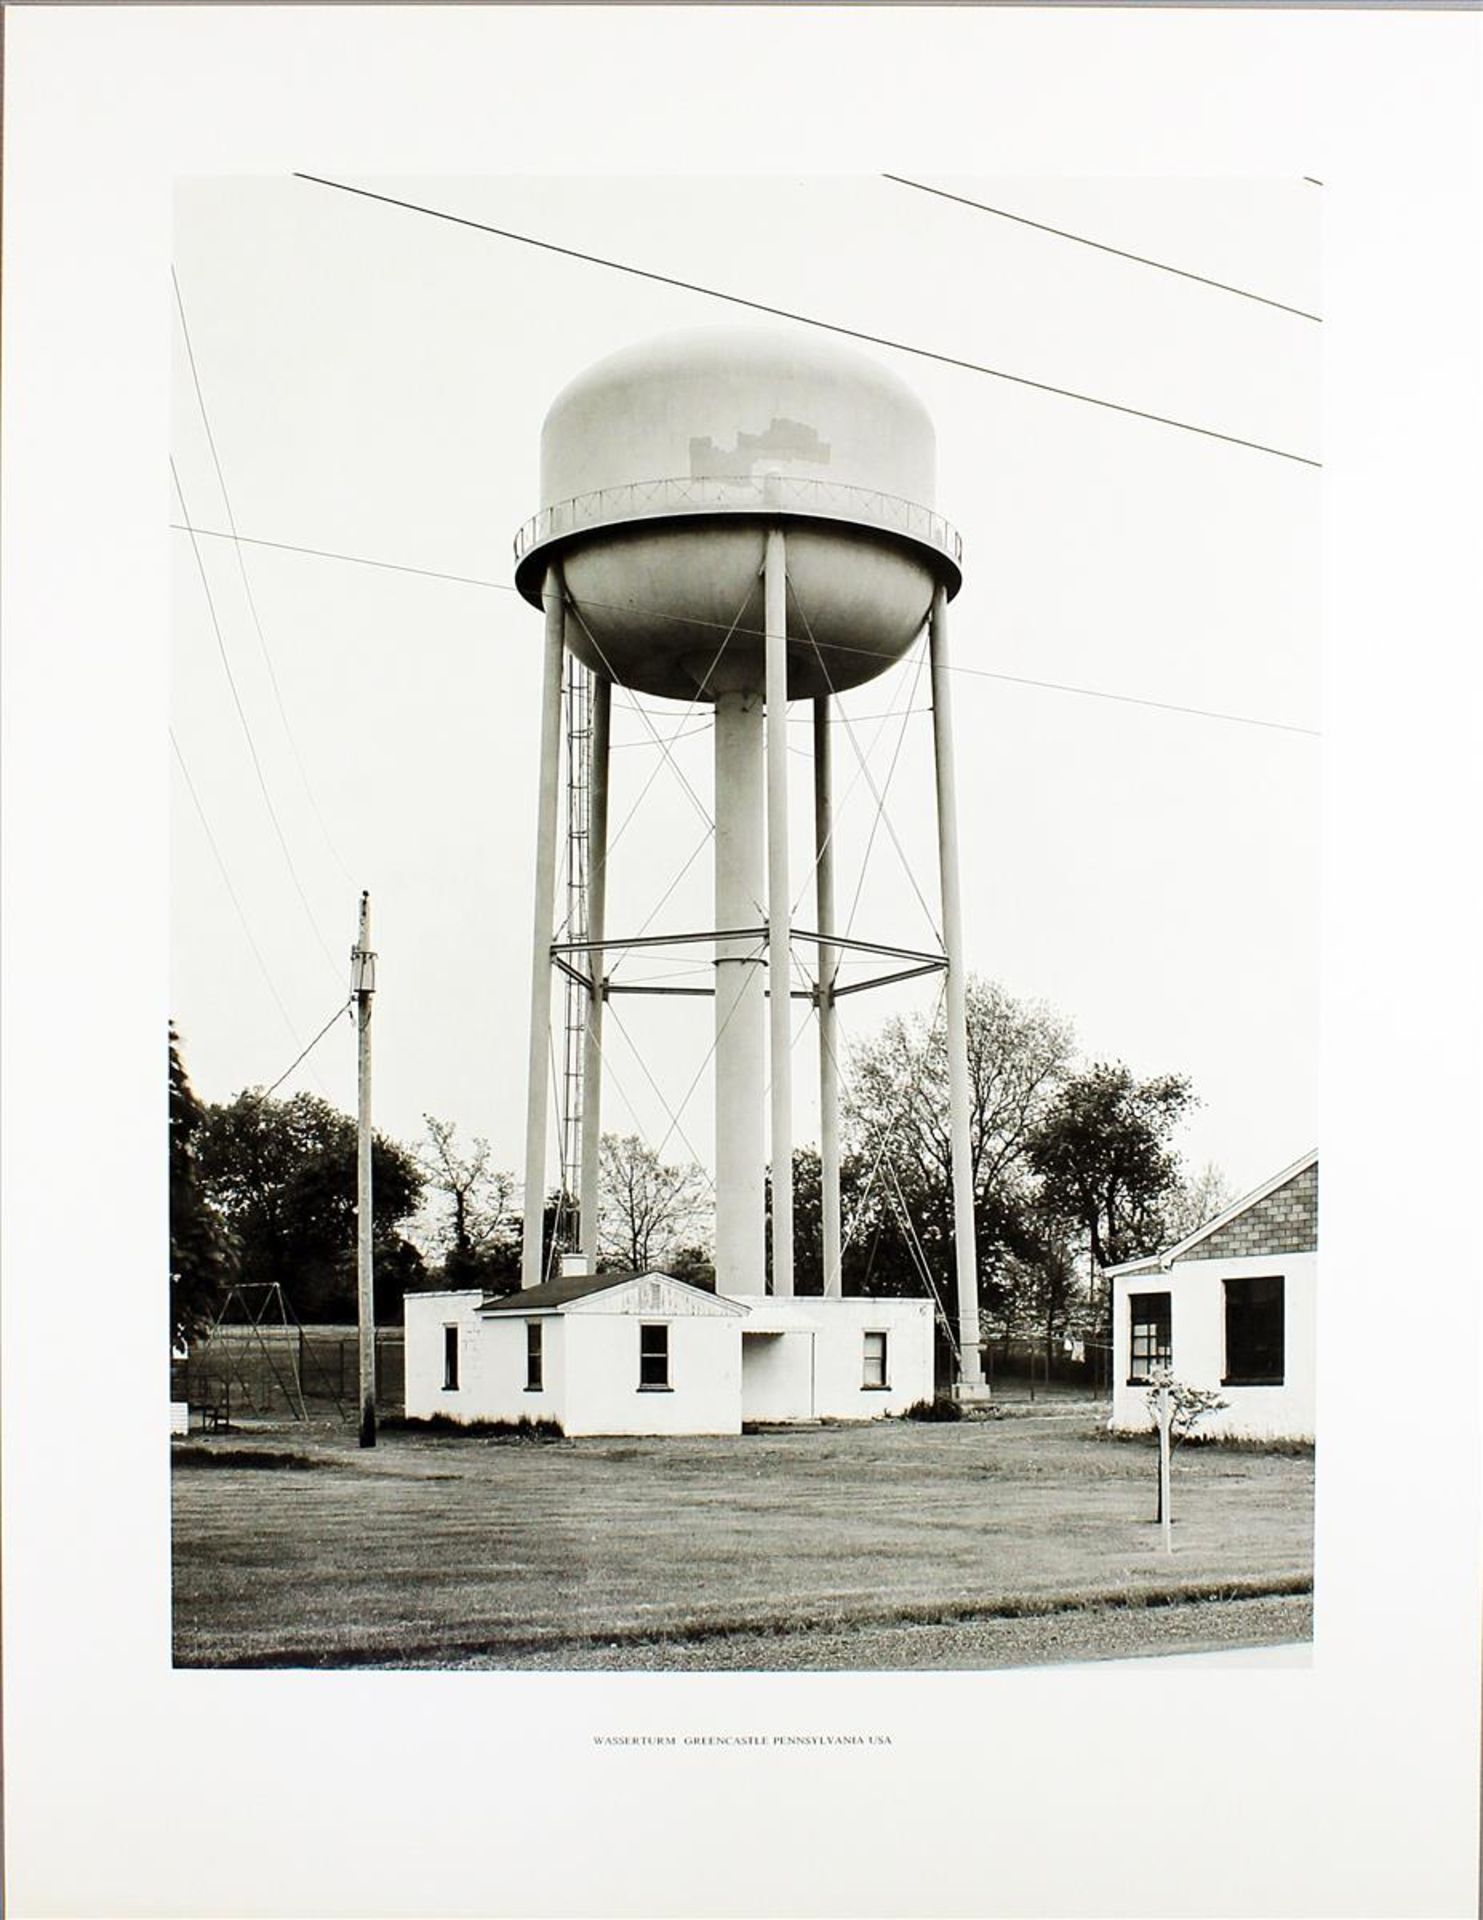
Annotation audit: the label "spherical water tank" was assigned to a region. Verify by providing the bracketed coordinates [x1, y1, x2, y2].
[513, 328, 962, 703]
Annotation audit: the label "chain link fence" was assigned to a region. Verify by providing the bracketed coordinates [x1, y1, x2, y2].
[173, 1326, 405, 1427]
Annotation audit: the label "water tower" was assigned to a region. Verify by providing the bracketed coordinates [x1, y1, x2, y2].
[512, 326, 985, 1392]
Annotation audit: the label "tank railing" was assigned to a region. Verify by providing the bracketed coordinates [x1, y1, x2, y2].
[513, 475, 963, 569]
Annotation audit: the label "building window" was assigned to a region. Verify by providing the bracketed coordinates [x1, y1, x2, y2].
[863, 1330, 889, 1389]
[442, 1325, 459, 1391]
[1224, 1275, 1285, 1385]
[526, 1321, 543, 1392]
[1128, 1292, 1172, 1384]
[639, 1322, 670, 1390]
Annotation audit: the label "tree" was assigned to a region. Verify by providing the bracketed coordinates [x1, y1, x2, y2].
[1145, 1368, 1230, 1523]
[415, 1115, 518, 1288]
[1162, 1160, 1237, 1246]
[766, 1146, 834, 1294]
[194, 1088, 425, 1322]
[842, 977, 1077, 1302]
[666, 1244, 717, 1290]
[598, 1133, 711, 1274]
[984, 1188, 1084, 1363]
[1025, 1063, 1194, 1275]
[1146, 1371, 1231, 1449]
[168, 1024, 234, 1346]
[765, 1141, 931, 1300]
[847, 978, 1076, 1203]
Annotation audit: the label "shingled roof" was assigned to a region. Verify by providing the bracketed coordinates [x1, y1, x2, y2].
[478, 1270, 726, 1314]
[1104, 1148, 1318, 1277]
[478, 1271, 636, 1313]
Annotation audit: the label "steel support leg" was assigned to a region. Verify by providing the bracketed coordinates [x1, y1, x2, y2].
[765, 528, 794, 1298]
[929, 583, 985, 1389]
[814, 697, 842, 1297]
[714, 685, 767, 1294]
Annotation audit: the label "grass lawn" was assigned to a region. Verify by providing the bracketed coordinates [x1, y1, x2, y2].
[171, 1408, 1313, 1668]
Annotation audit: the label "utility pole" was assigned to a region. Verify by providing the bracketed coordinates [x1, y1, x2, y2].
[353, 891, 377, 1447]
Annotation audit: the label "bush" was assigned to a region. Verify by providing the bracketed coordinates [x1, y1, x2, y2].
[380, 1413, 566, 1442]
[902, 1396, 964, 1423]
[1095, 1425, 1314, 1458]
[171, 1447, 321, 1470]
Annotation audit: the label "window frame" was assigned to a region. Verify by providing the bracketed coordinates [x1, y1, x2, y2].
[862, 1328, 890, 1391]
[1127, 1290, 1172, 1386]
[638, 1321, 671, 1392]
[525, 1319, 544, 1393]
[442, 1323, 459, 1392]
[1223, 1273, 1286, 1386]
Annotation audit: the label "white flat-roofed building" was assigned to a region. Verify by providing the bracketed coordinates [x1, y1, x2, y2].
[1107, 1150, 1318, 1443]
[404, 1273, 934, 1437]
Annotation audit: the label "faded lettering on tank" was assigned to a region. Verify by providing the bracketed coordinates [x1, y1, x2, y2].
[689, 418, 831, 480]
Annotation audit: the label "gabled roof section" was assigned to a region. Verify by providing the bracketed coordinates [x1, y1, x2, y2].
[480, 1270, 745, 1317]
[1104, 1148, 1318, 1277]
[478, 1270, 629, 1313]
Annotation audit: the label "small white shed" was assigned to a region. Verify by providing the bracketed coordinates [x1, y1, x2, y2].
[404, 1273, 934, 1437]
[1107, 1150, 1318, 1443]
[731, 1292, 935, 1425]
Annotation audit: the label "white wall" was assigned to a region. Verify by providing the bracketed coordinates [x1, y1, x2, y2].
[563, 1312, 741, 1436]
[1111, 1251, 1317, 1441]
[776, 1298, 934, 1420]
[405, 1289, 935, 1434]
[739, 1331, 816, 1422]
[403, 1292, 567, 1427]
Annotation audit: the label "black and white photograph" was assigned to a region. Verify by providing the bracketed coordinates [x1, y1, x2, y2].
[3, 8, 1480, 1918]
[165, 172, 1320, 1675]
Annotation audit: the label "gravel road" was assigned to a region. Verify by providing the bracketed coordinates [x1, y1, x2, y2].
[413, 1592, 1312, 1671]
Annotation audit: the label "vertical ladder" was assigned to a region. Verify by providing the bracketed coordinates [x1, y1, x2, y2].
[559, 653, 593, 1250]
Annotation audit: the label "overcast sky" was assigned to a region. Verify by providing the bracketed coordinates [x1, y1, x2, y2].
[170, 172, 1319, 1201]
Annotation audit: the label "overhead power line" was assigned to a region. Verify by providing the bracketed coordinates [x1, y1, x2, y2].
[171, 729, 335, 1101]
[171, 728, 305, 1046]
[292, 172, 1320, 471]
[882, 174, 1322, 323]
[170, 521, 1320, 739]
[171, 465, 347, 984]
[172, 266, 358, 886]
[264, 996, 354, 1097]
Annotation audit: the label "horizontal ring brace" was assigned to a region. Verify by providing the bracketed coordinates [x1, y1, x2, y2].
[551, 926, 767, 956]
[551, 927, 944, 965]
[604, 983, 819, 1001]
[792, 928, 946, 965]
[827, 960, 948, 999]
[605, 984, 715, 999]
[549, 960, 946, 999]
